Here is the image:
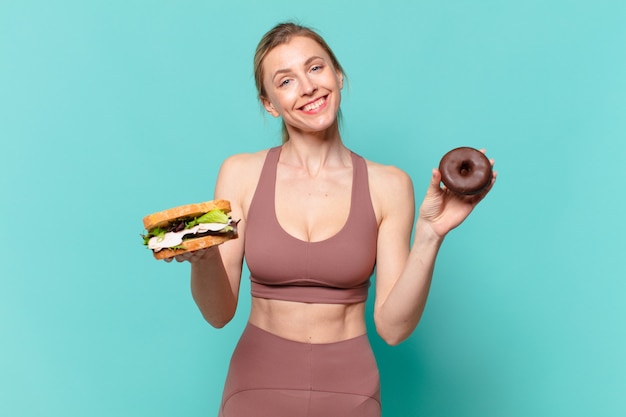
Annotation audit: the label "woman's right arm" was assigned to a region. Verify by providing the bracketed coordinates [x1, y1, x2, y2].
[177, 154, 255, 328]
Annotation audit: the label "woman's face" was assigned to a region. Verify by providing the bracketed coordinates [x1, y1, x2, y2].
[261, 36, 344, 136]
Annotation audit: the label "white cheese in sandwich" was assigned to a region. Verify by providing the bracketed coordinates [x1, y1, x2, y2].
[148, 223, 228, 252]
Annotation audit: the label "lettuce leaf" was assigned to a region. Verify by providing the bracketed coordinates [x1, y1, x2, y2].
[142, 227, 166, 245]
[186, 209, 229, 228]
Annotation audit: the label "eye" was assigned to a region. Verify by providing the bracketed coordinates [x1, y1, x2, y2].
[311, 64, 324, 72]
[279, 78, 292, 87]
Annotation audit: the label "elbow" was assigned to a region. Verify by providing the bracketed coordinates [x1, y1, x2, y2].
[378, 330, 408, 346]
[208, 318, 229, 329]
[207, 319, 232, 329]
[387, 335, 406, 347]
[203, 310, 235, 329]
[374, 319, 410, 346]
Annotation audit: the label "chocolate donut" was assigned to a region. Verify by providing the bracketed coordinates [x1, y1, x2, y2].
[439, 147, 492, 195]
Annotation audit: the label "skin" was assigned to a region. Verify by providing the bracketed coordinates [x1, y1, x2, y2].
[169, 36, 497, 346]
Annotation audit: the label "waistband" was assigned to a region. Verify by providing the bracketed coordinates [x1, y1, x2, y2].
[244, 321, 370, 347]
[250, 280, 370, 305]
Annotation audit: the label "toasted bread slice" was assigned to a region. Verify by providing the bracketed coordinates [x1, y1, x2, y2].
[151, 234, 233, 260]
[143, 199, 232, 230]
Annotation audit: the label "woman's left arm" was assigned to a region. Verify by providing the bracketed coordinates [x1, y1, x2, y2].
[372, 164, 496, 345]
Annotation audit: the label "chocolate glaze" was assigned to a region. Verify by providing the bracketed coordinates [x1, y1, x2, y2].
[439, 147, 492, 195]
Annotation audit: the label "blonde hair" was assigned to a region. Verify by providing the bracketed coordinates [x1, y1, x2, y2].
[253, 22, 345, 143]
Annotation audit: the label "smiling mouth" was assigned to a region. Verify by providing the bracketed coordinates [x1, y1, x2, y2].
[300, 96, 327, 112]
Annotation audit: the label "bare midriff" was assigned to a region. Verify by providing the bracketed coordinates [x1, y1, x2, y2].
[249, 297, 367, 343]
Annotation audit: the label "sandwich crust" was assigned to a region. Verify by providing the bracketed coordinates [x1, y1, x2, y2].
[151, 234, 233, 260]
[143, 199, 232, 230]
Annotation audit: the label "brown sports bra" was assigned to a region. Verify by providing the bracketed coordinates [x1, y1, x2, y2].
[245, 146, 378, 304]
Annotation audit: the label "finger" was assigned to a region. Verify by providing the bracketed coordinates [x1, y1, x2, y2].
[477, 148, 495, 167]
[430, 168, 443, 189]
[175, 254, 188, 263]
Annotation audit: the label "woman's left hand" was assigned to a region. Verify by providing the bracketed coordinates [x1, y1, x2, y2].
[418, 157, 496, 238]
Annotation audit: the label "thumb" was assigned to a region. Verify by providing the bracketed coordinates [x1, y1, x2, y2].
[430, 168, 442, 192]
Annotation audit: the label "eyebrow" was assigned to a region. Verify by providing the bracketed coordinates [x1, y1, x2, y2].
[272, 56, 325, 80]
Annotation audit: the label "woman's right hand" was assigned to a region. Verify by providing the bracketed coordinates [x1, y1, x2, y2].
[164, 247, 217, 264]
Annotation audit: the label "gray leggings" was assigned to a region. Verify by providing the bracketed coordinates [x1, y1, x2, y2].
[219, 323, 381, 417]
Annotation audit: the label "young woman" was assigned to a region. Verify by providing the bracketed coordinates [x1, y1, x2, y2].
[171, 22, 496, 417]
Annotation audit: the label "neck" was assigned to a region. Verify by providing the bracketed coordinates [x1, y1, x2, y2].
[280, 124, 350, 176]
[285, 117, 341, 142]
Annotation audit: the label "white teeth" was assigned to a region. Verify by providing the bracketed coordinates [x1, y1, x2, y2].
[302, 97, 325, 111]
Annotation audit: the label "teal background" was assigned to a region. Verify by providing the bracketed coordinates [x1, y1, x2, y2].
[2, 0, 625, 416]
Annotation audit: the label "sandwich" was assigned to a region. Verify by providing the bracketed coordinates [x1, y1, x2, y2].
[141, 199, 238, 260]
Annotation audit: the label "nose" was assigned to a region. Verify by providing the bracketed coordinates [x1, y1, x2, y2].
[300, 75, 317, 96]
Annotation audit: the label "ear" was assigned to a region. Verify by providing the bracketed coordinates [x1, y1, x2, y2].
[337, 71, 344, 90]
[261, 97, 280, 118]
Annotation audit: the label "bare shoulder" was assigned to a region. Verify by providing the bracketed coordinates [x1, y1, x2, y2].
[364, 159, 415, 221]
[365, 159, 414, 199]
[215, 149, 270, 214]
[219, 149, 268, 179]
